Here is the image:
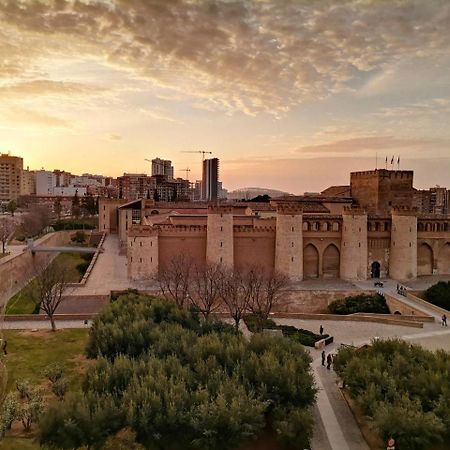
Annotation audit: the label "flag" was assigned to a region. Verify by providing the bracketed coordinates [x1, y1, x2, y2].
[391, 156, 394, 165]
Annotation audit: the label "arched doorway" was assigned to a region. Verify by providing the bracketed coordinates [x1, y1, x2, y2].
[417, 243, 433, 276]
[303, 244, 319, 278]
[371, 261, 381, 279]
[322, 244, 340, 278]
[437, 243, 450, 274]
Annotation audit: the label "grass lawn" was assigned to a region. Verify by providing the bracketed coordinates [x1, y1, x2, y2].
[5, 252, 88, 315]
[0, 328, 89, 449]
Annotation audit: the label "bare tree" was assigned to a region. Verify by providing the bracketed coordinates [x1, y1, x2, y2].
[31, 263, 69, 331]
[245, 266, 289, 320]
[218, 268, 250, 330]
[20, 205, 51, 238]
[0, 218, 15, 254]
[157, 253, 193, 307]
[190, 263, 223, 320]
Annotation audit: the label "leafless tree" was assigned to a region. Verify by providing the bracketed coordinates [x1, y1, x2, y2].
[218, 268, 250, 330]
[157, 253, 194, 307]
[245, 266, 289, 320]
[189, 263, 223, 320]
[20, 205, 51, 238]
[0, 218, 15, 254]
[31, 263, 69, 331]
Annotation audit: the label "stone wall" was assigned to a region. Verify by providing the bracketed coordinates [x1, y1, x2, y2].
[0, 231, 72, 306]
[273, 289, 372, 314]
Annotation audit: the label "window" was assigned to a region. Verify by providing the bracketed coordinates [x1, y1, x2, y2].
[291, 227, 295, 232]
[220, 226, 223, 231]
[291, 256, 294, 262]
[220, 242, 223, 247]
[291, 242, 294, 247]
[140, 242, 143, 247]
[139, 258, 142, 263]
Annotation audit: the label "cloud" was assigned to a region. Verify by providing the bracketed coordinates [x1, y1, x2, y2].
[1, 106, 71, 128]
[0, 0, 449, 115]
[138, 107, 183, 124]
[297, 136, 450, 154]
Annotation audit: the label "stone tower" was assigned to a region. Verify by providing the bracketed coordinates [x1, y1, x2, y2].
[274, 202, 303, 280]
[389, 208, 417, 280]
[206, 204, 234, 267]
[127, 226, 159, 280]
[340, 208, 368, 280]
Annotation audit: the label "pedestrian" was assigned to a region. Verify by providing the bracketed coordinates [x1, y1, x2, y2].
[442, 314, 447, 327]
[326, 353, 332, 370]
[319, 325, 324, 335]
[321, 350, 325, 366]
[2, 339, 7, 356]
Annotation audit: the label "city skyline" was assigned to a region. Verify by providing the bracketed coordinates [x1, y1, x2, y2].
[1, 0, 450, 193]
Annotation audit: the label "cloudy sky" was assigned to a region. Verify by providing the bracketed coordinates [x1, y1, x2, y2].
[1, 0, 449, 193]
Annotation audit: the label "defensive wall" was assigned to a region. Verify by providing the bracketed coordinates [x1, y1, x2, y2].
[0, 231, 73, 306]
[126, 204, 450, 283]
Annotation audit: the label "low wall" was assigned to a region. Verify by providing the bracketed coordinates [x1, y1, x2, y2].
[406, 292, 450, 316]
[384, 293, 432, 317]
[273, 289, 373, 314]
[270, 312, 424, 328]
[0, 231, 72, 306]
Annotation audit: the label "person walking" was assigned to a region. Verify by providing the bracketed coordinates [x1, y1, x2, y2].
[442, 314, 447, 327]
[321, 350, 326, 366]
[326, 353, 332, 370]
[319, 325, 324, 335]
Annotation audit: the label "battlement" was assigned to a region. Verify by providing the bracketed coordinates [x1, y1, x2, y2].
[391, 207, 418, 216]
[271, 201, 303, 214]
[351, 169, 414, 179]
[233, 225, 276, 233]
[207, 204, 234, 214]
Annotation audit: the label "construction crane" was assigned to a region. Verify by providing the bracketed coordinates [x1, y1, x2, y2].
[182, 150, 212, 160]
[179, 168, 191, 180]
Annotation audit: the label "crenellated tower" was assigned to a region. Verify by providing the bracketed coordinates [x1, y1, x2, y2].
[389, 208, 417, 280]
[274, 201, 303, 280]
[206, 204, 234, 267]
[127, 225, 159, 280]
[340, 208, 368, 280]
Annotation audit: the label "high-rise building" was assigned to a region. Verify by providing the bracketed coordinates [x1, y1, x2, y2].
[35, 170, 57, 196]
[118, 173, 155, 200]
[151, 158, 174, 180]
[0, 153, 23, 202]
[202, 158, 219, 201]
[21, 168, 36, 195]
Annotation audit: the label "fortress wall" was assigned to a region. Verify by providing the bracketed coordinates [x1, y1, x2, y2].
[0, 231, 72, 306]
[158, 233, 207, 269]
[234, 232, 275, 273]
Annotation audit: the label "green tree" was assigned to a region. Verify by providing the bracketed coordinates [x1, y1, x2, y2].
[6, 200, 17, 216]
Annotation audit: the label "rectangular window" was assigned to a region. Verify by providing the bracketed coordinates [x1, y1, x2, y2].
[220, 242, 223, 247]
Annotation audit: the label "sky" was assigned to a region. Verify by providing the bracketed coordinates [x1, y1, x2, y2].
[0, 0, 449, 194]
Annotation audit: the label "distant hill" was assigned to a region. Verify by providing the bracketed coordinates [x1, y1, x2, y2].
[227, 187, 292, 200]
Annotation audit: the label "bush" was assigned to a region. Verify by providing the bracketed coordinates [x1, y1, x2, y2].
[334, 339, 450, 449]
[328, 293, 390, 315]
[244, 314, 326, 347]
[41, 296, 317, 450]
[43, 363, 64, 383]
[423, 281, 450, 311]
[76, 261, 90, 275]
[71, 230, 87, 244]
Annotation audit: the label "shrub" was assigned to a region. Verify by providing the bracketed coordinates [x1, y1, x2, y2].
[43, 363, 64, 383]
[423, 281, 450, 311]
[71, 230, 87, 244]
[328, 293, 390, 315]
[51, 378, 68, 401]
[76, 261, 90, 275]
[41, 296, 316, 450]
[334, 339, 450, 449]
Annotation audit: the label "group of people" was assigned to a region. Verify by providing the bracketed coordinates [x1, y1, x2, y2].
[321, 350, 334, 369]
[396, 284, 407, 296]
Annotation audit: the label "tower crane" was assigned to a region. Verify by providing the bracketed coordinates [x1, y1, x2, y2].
[181, 150, 212, 160]
[179, 168, 191, 180]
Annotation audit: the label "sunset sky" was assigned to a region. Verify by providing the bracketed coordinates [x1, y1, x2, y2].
[1, 0, 449, 194]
